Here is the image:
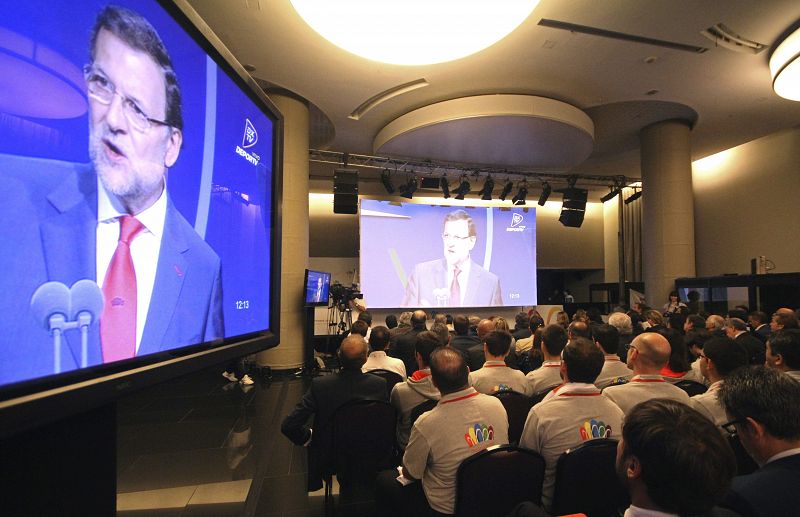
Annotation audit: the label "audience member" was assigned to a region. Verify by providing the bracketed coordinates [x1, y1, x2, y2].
[567, 320, 591, 341]
[430, 322, 451, 347]
[493, 316, 519, 369]
[378, 347, 508, 516]
[683, 314, 706, 345]
[526, 324, 568, 394]
[357, 310, 373, 338]
[392, 310, 428, 376]
[618, 399, 735, 516]
[765, 329, 800, 382]
[449, 314, 481, 358]
[389, 311, 413, 343]
[592, 324, 633, 388]
[555, 311, 569, 329]
[390, 331, 442, 449]
[464, 319, 496, 371]
[363, 326, 407, 378]
[691, 336, 749, 428]
[515, 314, 544, 355]
[608, 311, 634, 361]
[770, 311, 799, 332]
[467, 315, 481, 335]
[512, 311, 533, 341]
[350, 319, 369, 338]
[719, 366, 800, 516]
[662, 290, 687, 315]
[658, 328, 698, 382]
[281, 335, 387, 491]
[642, 310, 665, 333]
[686, 329, 712, 383]
[725, 317, 766, 366]
[603, 333, 691, 414]
[747, 310, 771, 343]
[385, 314, 398, 330]
[686, 290, 701, 314]
[519, 337, 624, 509]
[469, 330, 530, 395]
[706, 314, 727, 338]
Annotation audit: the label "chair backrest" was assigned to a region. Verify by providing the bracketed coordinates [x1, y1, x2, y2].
[674, 379, 708, 396]
[330, 399, 397, 481]
[456, 444, 546, 517]
[530, 384, 560, 405]
[551, 438, 629, 517]
[367, 369, 404, 397]
[492, 391, 534, 444]
[409, 398, 438, 426]
[727, 433, 758, 476]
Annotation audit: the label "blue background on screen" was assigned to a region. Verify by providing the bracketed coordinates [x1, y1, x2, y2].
[305, 271, 331, 304]
[360, 200, 537, 308]
[0, 0, 274, 386]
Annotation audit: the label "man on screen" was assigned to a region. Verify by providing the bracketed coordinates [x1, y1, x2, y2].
[0, 5, 223, 383]
[401, 210, 502, 308]
[311, 276, 324, 303]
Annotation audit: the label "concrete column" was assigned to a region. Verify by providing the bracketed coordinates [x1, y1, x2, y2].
[257, 91, 309, 370]
[640, 120, 695, 307]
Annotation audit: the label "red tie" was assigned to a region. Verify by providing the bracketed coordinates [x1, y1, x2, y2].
[450, 266, 461, 306]
[101, 215, 145, 362]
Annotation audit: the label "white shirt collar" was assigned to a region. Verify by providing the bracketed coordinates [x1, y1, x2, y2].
[624, 504, 679, 517]
[766, 447, 800, 464]
[97, 176, 167, 239]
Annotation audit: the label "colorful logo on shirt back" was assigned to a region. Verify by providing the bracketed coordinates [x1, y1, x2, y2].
[578, 419, 613, 440]
[492, 384, 512, 393]
[465, 423, 494, 447]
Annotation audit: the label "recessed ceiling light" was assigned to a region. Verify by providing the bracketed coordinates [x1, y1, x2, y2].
[289, 0, 540, 65]
[645, 89, 659, 96]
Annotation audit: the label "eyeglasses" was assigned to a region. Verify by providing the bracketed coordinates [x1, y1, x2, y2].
[442, 233, 471, 242]
[84, 65, 171, 132]
[721, 418, 746, 436]
[698, 353, 708, 360]
[627, 344, 639, 353]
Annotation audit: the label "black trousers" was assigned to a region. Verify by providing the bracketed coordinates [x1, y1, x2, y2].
[374, 469, 452, 517]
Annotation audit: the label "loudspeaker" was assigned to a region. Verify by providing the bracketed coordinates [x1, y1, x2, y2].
[333, 169, 358, 214]
[558, 188, 588, 228]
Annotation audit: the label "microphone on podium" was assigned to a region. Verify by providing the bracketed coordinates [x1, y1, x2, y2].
[70, 279, 104, 368]
[30, 281, 71, 374]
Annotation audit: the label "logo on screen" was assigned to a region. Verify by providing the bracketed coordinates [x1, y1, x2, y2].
[506, 213, 526, 232]
[242, 118, 258, 148]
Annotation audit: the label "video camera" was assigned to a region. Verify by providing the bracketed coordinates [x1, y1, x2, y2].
[329, 281, 363, 306]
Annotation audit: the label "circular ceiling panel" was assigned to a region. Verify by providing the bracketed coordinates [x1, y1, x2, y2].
[374, 94, 594, 169]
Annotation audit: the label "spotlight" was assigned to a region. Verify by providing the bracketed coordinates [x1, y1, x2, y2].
[600, 187, 620, 203]
[399, 176, 418, 199]
[380, 169, 395, 194]
[498, 181, 514, 201]
[478, 176, 494, 201]
[440, 176, 450, 199]
[624, 189, 642, 204]
[454, 177, 471, 200]
[537, 182, 551, 206]
[512, 183, 528, 205]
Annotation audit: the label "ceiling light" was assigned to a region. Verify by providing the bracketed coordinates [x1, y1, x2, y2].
[600, 187, 619, 203]
[770, 26, 800, 101]
[498, 181, 514, 201]
[399, 176, 418, 199]
[537, 182, 551, 206]
[478, 176, 494, 201]
[380, 169, 395, 194]
[440, 177, 451, 199]
[624, 189, 642, 204]
[512, 183, 528, 205]
[289, 0, 541, 66]
[454, 177, 471, 200]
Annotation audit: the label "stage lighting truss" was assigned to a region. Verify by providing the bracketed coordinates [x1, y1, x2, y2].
[624, 188, 642, 204]
[440, 176, 451, 198]
[498, 180, 514, 201]
[512, 182, 528, 205]
[380, 168, 395, 194]
[478, 176, 494, 200]
[399, 175, 418, 199]
[537, 182, 551, 206]
[454, 176, 471, 200]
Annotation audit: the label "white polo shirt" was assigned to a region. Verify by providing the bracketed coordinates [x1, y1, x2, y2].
[526, 360, 563, 394]
[603, 374, 691, 415]
[594, 355, 633, 389]
[469, 360, 531, 396]
[403, 387, 509, 514]
[362, 351, 407, 378]
[691, 380, 726, 429]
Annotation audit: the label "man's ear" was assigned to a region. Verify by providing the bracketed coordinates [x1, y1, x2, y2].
[164, 127, 182, 168]
[774, 353, 785, 367]
[625, 455, 642, 481]
[744, 416, 767, 440]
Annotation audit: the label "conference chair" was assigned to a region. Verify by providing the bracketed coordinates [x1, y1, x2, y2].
[492, 391, 534, 445]
[367, 369, 404, 398]
[530, 384, 560, 405]
[455, 444, 546, 517]
[674, 379, 708, 396]
[551, 438, 629, 517]
[409, 398, 438, 427]
[325, 400, 397, 514]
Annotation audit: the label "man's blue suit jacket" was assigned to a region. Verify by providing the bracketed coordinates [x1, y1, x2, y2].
[0, 153, 224, 385]
[401, 258, 503, 307]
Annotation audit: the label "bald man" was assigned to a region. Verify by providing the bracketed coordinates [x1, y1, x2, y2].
[603, 332, 691, 415]
[464, 319, 498, 371]
[281, 335, 388, 491]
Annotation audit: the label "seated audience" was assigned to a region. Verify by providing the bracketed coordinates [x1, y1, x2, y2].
[691, 336, 749, 428]
[748, 310, 771, 343]
[555, 310, 569, 329]
[464, 319, 496, 372]
[608, 311, 635, 361]
[363, 326, 407, 378]
[618, 399, 736, 516]
[642, 310, 665, 333]
[390, 331, 442, 449]
[519, 337, 624, 509]
[770, 311, 799, 332]
[603, 333, 691, 415]
[686, 329, 712, 384]
[765, 329, 800, 382]
[357, 310, 373, 338]
[512, 311, 533, 341]
[385, 314, 398, 330]
[378, 347, 508, 516]
[725, 317, 766, 366]
[449, 314, 481, 358]
[526, 324, 568, 394]
[515, 314, 544, 355]
[469, 330, 530, 395]
[567, 320, 591, 341]
[430, 322, 451, 347]
[592, 324, 633, 389]
[683, 314, 706, 344]
[389, 311, 413, 344]
[720, 366, 800, 516]
[392, 310, 428, 376]
[706, 314, 727, 338]
[493, 316, 519, 369]
[658, 328, 699, 382]
[350, 319, 369, 338]
[281, 335, 387, 491]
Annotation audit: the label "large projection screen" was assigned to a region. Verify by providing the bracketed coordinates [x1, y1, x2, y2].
[360, 200, 537, 308]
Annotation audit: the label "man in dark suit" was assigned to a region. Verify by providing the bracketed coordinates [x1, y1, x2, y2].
[401, 209, 502, 307]
[0, 5, 223, 384]
[449, 314, 481, 358]
[748, 311, 772, 343]
[720, 366, 800, 516]
[391, 310, 428, 376]
[726, 318, 766, 365]
[281, 335, 387, 491]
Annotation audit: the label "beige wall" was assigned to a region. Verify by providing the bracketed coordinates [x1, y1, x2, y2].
[693, 127, 800, 276]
